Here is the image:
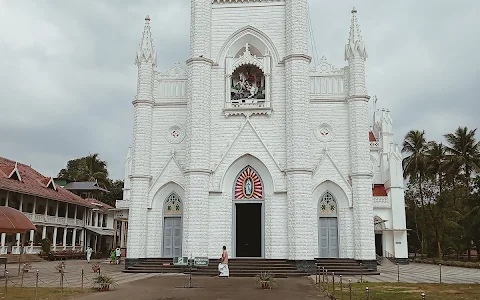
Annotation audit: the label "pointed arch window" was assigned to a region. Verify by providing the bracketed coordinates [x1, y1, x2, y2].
[234, 166, 263, 200]
[164, 193, 182, 216]
[319, 192, 337, 215]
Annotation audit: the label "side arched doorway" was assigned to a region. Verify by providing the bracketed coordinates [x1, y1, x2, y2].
[374, 216, 385, 257]
[318, 192, 339, 258]
[162, 193, 183, 258]
[232, 166, 264, 258]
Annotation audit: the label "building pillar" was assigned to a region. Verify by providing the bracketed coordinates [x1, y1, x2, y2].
[45, 199, 48, 218]
[19, 194, 23, 212]
[80, 230, 85, 250]
[16, 233, 20, 254]
[5, 191, 9, 207]
[29, 230, 34, 253]
[183, 0, 213, 258]
[284, 0, 315, 262]
[53, 227, 57, 251]
[42, 226, 47, 240]
[33, 196, 37, 218]
[55, 201, 59, 223]
[1, 233, 5, 254]
[74, 205, 78, 225]
[120, 221, 125, 248]
[65, 205, 68, 224]
[72, 229, 77, 250]
[63, 228, 67, 250]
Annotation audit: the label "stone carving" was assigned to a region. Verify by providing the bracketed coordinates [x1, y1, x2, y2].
[166, 125, 185, 144]
[314, 123, 335, 142]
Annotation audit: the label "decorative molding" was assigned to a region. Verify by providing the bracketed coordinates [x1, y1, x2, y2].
[157, 62, 185, 78]
[129, 175, 152, 180]
[154, 101, 187, 107]
[314, 123, 335, 142]
[186, 57, 214, 65]
[165, 125, 185, 144]
[282, 54, 312, 63]
[314, 149, 352, 191]
[132, 99, 154, 107]
[345, 95, 370, 102]
[373, 196, 390, 208]
[212, 0, 284, 4]
[148, 153, 185, 194]
[229, 43, 266, 75]
[212, 117, 283, 173]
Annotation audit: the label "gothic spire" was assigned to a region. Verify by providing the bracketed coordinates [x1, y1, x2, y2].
[135, 15, 157, 66]
[345, 7, 367, 61]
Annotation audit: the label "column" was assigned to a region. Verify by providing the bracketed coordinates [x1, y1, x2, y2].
[33, 196, 36, 218]
[53, 227, 57, 251]
[284, 0, 315, 260]
[63, 228, 67, 250]
[45, 199, 48, 218]
[16, 233, 20, 254]
[29, 230, 34, 253]
[183, 0, 212, 258]
[120, 222, 125, 248]
[65, 204, 69, 224]
[1, 233, 5, 254]
[74, 205, 78, 225]
[5, 191, 9, 207]
[55, 201, 59, 223]
[80, 230, 85, 249]
[72, 229, 77, 250]
[42, 226, 47, 239]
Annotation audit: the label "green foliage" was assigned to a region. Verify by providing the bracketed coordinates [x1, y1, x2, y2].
[93, 274, 116, 290]
[403, 126, 480, 260]
[57, 153, 124, 207]
[41, 238, 51, 255]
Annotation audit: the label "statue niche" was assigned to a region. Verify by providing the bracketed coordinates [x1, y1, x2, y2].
[224, 43, 272, 116]
[231, 64, 265, 104]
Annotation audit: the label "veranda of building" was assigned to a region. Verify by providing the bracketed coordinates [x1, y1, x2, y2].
[0, 157, 115, 255]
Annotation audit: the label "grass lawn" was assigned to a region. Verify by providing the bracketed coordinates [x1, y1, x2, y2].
[0, 287, 90, 299]
[322, 282, 480, 300]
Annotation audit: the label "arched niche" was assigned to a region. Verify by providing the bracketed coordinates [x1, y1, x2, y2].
[221, 154, 274, 197]
[233, 166, 264, 200]
[151, 181, 185, 210]
[313, 180, 350, 210]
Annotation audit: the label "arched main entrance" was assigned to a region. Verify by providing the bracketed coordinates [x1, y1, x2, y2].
[162, 193, 183, 258]
[233, 166, 264, 258]
[318, 192, 339, 258]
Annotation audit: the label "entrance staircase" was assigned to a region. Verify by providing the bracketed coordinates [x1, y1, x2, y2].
[124, 258, 308, 277]
[315, 258, 380, 276]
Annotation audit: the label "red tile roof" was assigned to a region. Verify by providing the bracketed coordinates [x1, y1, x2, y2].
[0, 157, 104, 208]
[85, 198, 113, 211]
[369, 131, 376, 142]
[372, 184, 387, 196]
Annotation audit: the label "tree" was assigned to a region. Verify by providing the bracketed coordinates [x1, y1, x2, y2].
[101, 179, 124, 207]
[57, 153, 110, 188]
[402, 130, 429, 255]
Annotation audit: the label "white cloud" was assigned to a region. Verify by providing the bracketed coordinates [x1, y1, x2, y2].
[0, 0, 478, 179]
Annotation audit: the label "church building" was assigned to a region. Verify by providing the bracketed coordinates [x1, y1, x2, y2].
[120, 0, 409, 269]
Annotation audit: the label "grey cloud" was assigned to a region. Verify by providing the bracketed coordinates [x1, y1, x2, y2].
[0, 0, 478, 179]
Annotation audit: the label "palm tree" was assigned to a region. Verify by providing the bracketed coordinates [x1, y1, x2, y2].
[402, 130, 429, 255]
[426, 141, 447, 259]
[78, 153, 109, 188]
[444, 127, 480, 200]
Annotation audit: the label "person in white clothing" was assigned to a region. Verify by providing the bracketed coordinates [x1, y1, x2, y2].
[86, 246, 93, 263]
[115, 247, 121, 265]
[217, 246, 229, 278]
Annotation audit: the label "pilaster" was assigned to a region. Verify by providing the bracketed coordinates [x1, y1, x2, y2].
[285, 0, 315, 260]
[183, 0, 212, 257]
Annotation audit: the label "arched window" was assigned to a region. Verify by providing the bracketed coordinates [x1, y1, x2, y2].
[234, 166, 263, 200]
[164, 193, 182, 216]
[319, 192, 337, 215]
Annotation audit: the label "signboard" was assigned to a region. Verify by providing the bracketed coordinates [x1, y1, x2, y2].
[173, 256, 188, 266]
[194, 257, 209, 267]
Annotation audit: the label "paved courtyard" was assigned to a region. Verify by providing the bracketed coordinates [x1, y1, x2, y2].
[312, 259, 480, 284]
[2, 259, 158, 288]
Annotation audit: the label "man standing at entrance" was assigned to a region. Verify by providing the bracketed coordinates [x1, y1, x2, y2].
[115, 247, 121, 265]
[217, 246, 229, 278]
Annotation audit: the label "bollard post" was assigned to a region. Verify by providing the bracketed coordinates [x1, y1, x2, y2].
[366, 287, 369, 300]
[439, 264, 442, 284]
[349, 279, 352, 300]
[360, 263, 363, 283]
[60, 266, 64, 293]
[81, 267, 84, 289]
[421, 292, 425, 299]
[332, 272, 335, 297]
[21, 263, 25, 287]
[340, 275, 343, 300]
[35, 270, 39, 300]
[397, 263, 400, 283]
[5, 270, 8, 297]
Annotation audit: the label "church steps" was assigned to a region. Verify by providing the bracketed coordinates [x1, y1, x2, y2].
[314, 258, 380, 276]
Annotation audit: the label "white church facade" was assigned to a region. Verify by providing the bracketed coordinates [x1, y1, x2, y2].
[119, 0, 408, 269]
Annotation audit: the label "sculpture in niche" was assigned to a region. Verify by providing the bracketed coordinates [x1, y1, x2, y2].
[231, 64, 265, 103]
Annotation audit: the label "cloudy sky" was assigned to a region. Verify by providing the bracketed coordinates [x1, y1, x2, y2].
[0, 0, 478, 180]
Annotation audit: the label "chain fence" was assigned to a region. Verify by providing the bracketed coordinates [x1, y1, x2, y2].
[314, 265, 439, 299]
[0, 263, 109, 299]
